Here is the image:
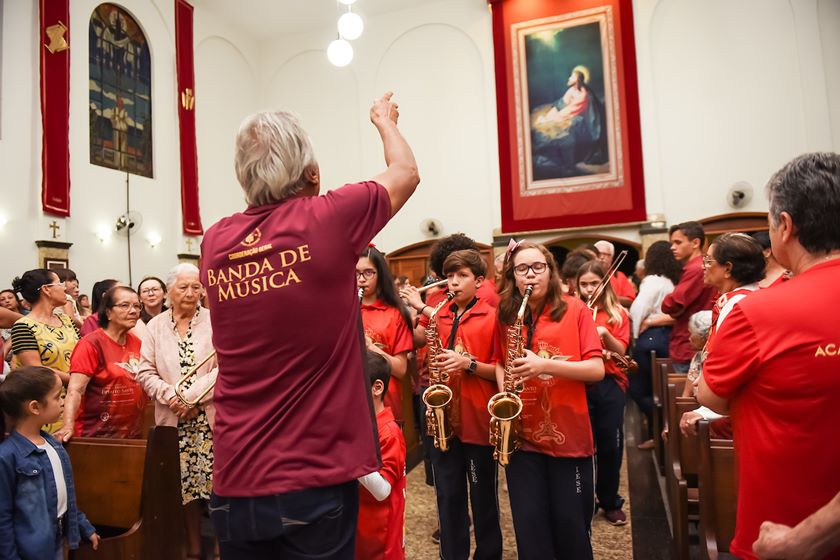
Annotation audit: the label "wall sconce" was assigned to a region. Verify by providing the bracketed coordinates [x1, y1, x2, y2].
[0, 213, 7, 229]
[146, 231, 162, 248]
[96, 224, 112, 242]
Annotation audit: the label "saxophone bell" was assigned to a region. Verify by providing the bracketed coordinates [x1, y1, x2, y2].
[422, 291, 457, 452]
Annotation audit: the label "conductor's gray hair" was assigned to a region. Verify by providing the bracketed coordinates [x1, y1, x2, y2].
[234, 111, 318, 207]
[166, 263, 200, 290]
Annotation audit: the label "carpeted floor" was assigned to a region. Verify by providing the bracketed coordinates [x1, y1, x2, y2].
[404, 451, 634, 559]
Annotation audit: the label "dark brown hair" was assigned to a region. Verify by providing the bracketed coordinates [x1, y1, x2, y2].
[710, 233, 766, 286]
[0, 366, 57, 441]
[498, 242, 566, 325]
[443, 249, 486, 278]
[98, 286, 139, 328]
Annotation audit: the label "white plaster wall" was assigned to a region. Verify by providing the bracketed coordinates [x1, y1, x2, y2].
[254, 0, 499, 252]
[0, 0, 259, 290]
[2, 0, 839, 286]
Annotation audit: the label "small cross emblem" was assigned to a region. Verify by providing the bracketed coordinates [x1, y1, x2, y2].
[49, 221, 60, 239]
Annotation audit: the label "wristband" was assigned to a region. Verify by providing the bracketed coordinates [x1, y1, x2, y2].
[419, 305, 428, 315]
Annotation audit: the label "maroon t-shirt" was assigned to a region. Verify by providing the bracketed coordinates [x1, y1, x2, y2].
[661, 255, 716, 362]
[200, 181, 391, 496]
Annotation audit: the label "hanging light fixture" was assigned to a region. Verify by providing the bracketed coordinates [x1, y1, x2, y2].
[327, 37, 353, 67]
[338, 10, 364, 40]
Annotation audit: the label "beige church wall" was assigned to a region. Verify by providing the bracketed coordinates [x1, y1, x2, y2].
[255, 0, 500, 253]
[636, 0, 836, 227]
[0, 0, 259, 291]
[819, 0, 840, 150]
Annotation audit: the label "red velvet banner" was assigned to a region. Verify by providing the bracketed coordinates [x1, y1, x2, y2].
[40, 0, 71, 217]
[491, 0, 646, 233]
[175, 0, 204, 235]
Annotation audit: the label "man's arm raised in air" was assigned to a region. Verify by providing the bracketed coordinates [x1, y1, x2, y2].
[370, 91, 420, 216]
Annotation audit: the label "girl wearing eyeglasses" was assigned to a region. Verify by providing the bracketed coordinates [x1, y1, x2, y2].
[496, 241, 605, 560]
[575, 260, 631, 526]
[10, 269, 81, 434]
[55, 286, 148, 441]
[357, 246, 413, 422]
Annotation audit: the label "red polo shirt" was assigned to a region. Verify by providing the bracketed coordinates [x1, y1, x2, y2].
[703, 258, 840, 560]
[356, 407, 406, 560]
[593, 307, 631, 391]
[200, 181, 390, 496]
[361, 301, 413, 422]
[432, 297, 499, 446]
[661, 255, 716, 362]
[498, 296, 603, 457]
[610, 271, 636, 303]
[426, 281, 499, 309]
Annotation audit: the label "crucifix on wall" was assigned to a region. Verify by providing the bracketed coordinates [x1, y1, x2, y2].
[49, 221, 61, 239]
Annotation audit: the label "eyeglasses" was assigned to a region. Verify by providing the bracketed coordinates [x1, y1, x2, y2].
[702, 256, 716, 268]
[355, 269, 376, 280]
[513, 262, 548, 276]
[40, 282, 64, 291]
[140, 287, 162, 295]
[113, 302, 142, 312]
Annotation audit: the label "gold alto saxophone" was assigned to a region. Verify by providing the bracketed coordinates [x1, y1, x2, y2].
[422, 292, 456, 451]
[488, 285, 532, 466]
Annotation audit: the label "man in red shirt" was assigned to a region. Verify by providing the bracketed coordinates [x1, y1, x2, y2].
[201, 92, 419, 559]
[594, 240, 636, 306]
[699, 152, 840, 560]
[661, 221, 716, 372]
[356, 352, 406, 560]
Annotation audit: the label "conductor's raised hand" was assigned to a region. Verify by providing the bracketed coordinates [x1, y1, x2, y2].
[370, 91, 400, 127]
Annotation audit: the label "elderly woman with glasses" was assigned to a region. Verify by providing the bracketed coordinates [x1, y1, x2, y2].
[136, 263, 217, 560]
[54, 286, 148, 441]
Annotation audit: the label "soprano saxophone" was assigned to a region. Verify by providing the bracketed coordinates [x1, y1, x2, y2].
[488, 285, 532, 466]
[422, 292, 456, 451]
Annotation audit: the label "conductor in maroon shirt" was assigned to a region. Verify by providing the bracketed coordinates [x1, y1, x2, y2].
[660, 221, 716, 372]
[199, 92, 419, 560]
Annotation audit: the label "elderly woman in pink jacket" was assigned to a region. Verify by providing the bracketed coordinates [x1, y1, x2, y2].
[136, 263, 216, 560]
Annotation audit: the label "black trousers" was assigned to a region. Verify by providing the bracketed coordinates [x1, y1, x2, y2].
[587, 375, 626, 511]
[211, 481, 358, 560]
[506, 451, 594, 560]
[429, 438, 503, 560]
[414, 392, 435, 486]
[629, 326, 670, 437]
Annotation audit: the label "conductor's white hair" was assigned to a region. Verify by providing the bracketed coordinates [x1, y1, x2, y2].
[234, 111, 318, 207]
[166, 263, 200, 289]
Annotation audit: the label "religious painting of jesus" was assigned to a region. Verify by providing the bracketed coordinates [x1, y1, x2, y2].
[89, 4, 153, 178]
[512, 7, 622, 195]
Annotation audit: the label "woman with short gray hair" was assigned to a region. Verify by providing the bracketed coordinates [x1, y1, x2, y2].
[136, 262, 217, 559]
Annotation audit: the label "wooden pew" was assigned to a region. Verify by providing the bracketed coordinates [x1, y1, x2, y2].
[664, 381, 701, 560]
[698, 421, 737, 560]
[67, 426, 184, 560]
[651, 352, 674, 475]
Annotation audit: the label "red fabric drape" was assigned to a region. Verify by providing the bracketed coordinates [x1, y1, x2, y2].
[175, 0, 204, 235]
[490, 0, 646, 233]
[40, 0, 71, 217]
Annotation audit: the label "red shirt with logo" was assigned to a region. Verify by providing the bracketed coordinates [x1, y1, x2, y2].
[69, 329, 146, 438]
[431, 297, 499, 446]
[361, 300, 413, 422]
[610, 271, 636, 303]
[200, 181, 390, 496]
[703, 258, 840, 560]
[593, 307, 631, 391]
[356, 407, 406, 560]
[661, 255, 717, 362]
[497, 295, 603, 457]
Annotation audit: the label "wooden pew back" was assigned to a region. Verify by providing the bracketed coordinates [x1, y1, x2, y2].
[665, 381, 700, 560]
[698, 421, 737, 560]
[68, 426, 184, 560]
[67, 437, 146, 530]
[651, 352, 674, 474]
